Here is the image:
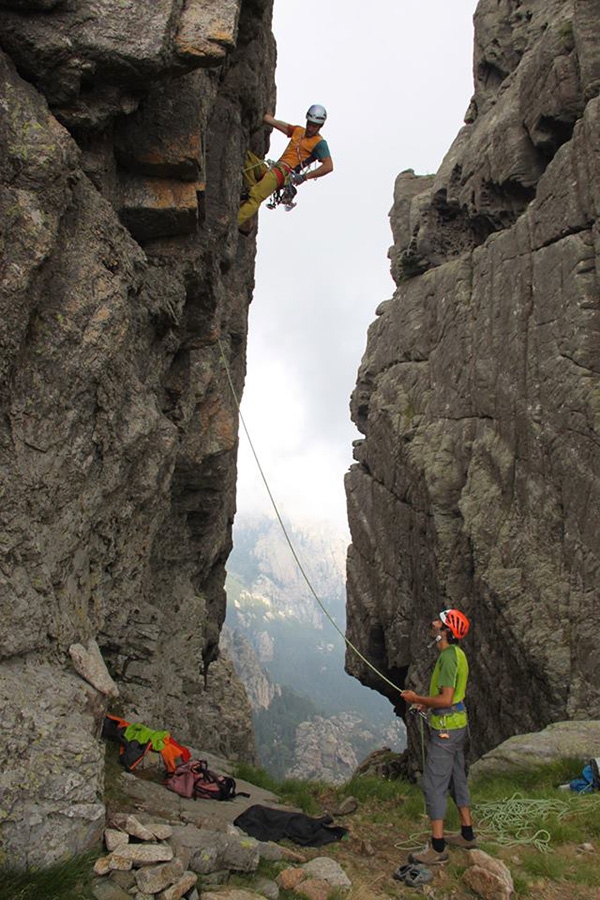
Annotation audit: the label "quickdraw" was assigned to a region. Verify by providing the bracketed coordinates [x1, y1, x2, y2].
[266, 181, 298, 212]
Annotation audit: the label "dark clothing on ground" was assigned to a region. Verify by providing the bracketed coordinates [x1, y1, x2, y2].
[233, 804, 348, 846]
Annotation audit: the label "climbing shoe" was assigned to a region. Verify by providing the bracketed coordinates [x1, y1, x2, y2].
[238, 217, 256, 236]
[393, 863, 433, 885]
[408, 846, 448, 865]
[392, 864, 414, 881]
[445, 833, 478, 849]
[404, 866, 434, 886]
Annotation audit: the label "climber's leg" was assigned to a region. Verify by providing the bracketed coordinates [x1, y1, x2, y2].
[238, 169, 280, 225]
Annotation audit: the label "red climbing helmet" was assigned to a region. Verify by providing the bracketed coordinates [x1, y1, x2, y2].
[439, 608, 470, 640]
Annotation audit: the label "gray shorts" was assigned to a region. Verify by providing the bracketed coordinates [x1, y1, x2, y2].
[421, 726, 470, 821]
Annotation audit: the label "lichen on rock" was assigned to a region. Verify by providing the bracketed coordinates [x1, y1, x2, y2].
[346, 0, 600, 766]
[0, 0, 276, 867]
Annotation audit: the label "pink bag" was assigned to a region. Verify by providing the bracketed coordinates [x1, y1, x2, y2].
[165, 759, 246, 801]
[165, 759, 202, 799]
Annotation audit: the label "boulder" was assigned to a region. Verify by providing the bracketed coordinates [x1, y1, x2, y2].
[135, 858, 185, 895]
[295, 880, 332, 900]
[463, 849, 514, 900]
[156, 871, 198, 900]
[302, 857, 352, 888]
[189, 831, 260, 875]
[104, 829, 129, 852]
[470, 721, 600, 779]
[109, 814, 155, 842]
[111, 843, 174, 866]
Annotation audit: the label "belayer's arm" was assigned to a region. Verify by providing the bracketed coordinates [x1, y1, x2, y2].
[401, 685, 455, 709]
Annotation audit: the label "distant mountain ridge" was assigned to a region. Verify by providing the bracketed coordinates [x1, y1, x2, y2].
[224, 515, 405, 781]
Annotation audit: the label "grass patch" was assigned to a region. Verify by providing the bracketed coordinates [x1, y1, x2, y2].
[232, 761, 279, 792]
[469, 760, 600, 855]
[521, 850, 569, 881]
[569, 865, 600, 887]
[470, 758, 583, 797]
[103, 740, 132, 811]
[0, 852, 100, 900]
[338, 774, 413, 805]
[232, 762, 323, 814]
[512, 872, 533, 896]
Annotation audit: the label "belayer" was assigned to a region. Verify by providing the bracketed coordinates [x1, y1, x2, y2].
[400, 608, 477, 866]
[238, 104, 333, 229]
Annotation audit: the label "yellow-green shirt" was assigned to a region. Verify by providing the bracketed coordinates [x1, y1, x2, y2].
[429, 645, 469, 730]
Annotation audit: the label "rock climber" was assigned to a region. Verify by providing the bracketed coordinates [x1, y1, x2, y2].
[400, 608, 477, 865]
[238, 104, 333, 229]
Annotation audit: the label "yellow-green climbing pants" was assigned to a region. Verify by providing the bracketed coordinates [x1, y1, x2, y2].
[238, 150, 280, 225]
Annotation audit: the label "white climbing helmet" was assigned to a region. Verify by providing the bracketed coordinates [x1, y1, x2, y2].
[306, 104, 327, 125]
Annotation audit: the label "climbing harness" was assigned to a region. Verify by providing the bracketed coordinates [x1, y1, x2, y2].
[243, 157, 301, 213]
[265, 162, 310, 213]
[243, 141, 316, 215]
[217, 338, 405, 699]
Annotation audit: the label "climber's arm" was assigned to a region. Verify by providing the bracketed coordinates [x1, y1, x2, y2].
[263, 113, 292, 135]
[304, 156, 333, 181]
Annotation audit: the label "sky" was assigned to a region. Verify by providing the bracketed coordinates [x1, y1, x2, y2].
[235, 0, 479, 536]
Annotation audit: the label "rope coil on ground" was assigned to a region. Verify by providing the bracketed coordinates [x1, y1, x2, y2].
[473, 792, 573, 852]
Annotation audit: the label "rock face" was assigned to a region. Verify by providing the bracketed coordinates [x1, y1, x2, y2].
[0, 0, 275, 867]
[285, 715, 362, 785]
[224, 516, 405, 782]
[346, 0, 600, 765]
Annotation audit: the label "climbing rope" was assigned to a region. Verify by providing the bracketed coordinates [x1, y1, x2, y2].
[217, 338, 405, 700]
[242, 158, 269, 175]
[393, 831, 431, 853]
[471, 792, 593, 852]
[393, 791, 599, 855]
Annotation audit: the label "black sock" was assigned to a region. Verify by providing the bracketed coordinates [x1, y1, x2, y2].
[432, 837, 446, 853]
[461, 825, 475, 841]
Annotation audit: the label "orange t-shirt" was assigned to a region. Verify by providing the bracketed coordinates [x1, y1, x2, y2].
[278, 125, 331, 171]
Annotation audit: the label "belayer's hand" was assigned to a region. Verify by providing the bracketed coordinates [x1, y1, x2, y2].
[401, 690, 418, 705]
[291, 172, 306, 185]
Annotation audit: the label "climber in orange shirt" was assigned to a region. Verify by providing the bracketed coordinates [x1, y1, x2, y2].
[239, 104, 333, 228]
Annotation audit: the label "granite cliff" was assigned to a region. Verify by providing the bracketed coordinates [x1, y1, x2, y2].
[0, 0, 275, 867]
[346, 0, 600, 765]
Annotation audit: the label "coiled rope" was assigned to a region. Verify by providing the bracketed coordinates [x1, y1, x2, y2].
[217, 337, 404, 699]
[473, 792, 600, 852]
[392, 792, 600, 854]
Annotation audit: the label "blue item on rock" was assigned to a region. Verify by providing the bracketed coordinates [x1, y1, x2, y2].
[569, 758, 600, 793]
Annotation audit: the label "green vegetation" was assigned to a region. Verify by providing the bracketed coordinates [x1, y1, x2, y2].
[103, 740, 132, 811]
[232, 760, 324, 814]
[558, 19, 575, 50]
[5, 758, 600, 899]
[318, 761, 600, 898]
[253, 685, 321, 779]
[0, 852, 100, 900]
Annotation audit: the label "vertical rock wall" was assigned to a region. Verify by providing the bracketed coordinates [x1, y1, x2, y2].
[0, 0, 275, 867]
[346, 0, 600, 765]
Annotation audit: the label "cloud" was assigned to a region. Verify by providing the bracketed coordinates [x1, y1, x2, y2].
[237, 0, 479, 533]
